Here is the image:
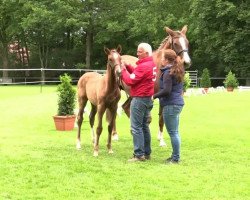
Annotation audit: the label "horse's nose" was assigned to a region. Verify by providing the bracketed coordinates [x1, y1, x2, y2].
[115, 68, 121, 77]
[183, 52, 191, 66]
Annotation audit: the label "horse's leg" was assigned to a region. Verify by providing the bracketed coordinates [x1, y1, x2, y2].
[89, 103, 97, 144]
[93, 105, 105, 157]
[76, 96, 88, 150]
[158, 106, 166, 147]
[106, 107, 117, 153]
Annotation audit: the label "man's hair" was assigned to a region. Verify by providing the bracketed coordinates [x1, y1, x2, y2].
[138, 43, 152, 56]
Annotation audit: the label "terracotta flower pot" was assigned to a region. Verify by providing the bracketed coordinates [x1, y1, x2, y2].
[226, 87, 234, 92]
[53, 115, 76, 131]
[204, 88, 209, 93]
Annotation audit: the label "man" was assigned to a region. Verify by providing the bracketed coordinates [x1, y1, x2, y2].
[121, 43, 156, 162]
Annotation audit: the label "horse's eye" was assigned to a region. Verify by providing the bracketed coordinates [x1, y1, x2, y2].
[173, 43, 179, 49]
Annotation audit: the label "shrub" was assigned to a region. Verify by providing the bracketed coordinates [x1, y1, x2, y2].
[200, 68, 211, 88]
[57, 74, 76, 116]
[183, 72, 191, 92]
[223, 71, 238, 88]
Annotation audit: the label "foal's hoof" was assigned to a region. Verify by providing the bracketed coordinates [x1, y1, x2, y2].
[157, 132, 163, 141]
[159, 139, 166, 147]
[108, 149, 114, 154]
[93, 151, 99, 157]
[76, 142, 81, 150]
[112, 134, 119, 141]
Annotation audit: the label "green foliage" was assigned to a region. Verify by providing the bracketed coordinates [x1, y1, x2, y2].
[183, 72, 191, 92]
[57, 73, 76, 115]
[200, 68, 211, 88]
[223, 70, 239, 88]
[1, 0, 249, 77]
[189, 0, 250, 76]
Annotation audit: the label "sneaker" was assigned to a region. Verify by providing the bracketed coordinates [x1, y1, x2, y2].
[128, 156, 146, 162]
[145, 155, 151, 160]
[165, 157, 179, 164]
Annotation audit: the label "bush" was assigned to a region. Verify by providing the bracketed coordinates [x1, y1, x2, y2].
[57, 74, 76, 116]
[183, 72, 191, 92]
[200, 68, 211, 88]
[223, 71, 238, 88]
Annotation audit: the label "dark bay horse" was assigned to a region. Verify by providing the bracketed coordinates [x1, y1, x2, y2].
[76, 45, 122, 156]
[121, 25, 191, 146]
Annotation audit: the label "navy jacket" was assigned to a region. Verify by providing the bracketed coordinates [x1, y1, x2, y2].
[153, 67, 184, 107]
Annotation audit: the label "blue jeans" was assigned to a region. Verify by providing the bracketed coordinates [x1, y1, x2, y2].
[162, 105, 183, 161]
[130, 97, 153, 158]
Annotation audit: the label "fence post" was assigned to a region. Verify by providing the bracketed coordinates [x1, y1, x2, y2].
[40, 68, 43, 93]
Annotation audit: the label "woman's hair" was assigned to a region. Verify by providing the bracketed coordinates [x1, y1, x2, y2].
[163, 49, 184, 82]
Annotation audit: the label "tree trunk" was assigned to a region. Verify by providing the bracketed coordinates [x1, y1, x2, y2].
[85, 32, 91, 69]
[85, 23, 93, 69]
[66, 29, 70, 50]
[1, 43, 9, 79]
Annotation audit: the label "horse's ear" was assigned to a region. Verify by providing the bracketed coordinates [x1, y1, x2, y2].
[181, 25, 188, 35]
[104, 46, 110, 55]
[117, 44, 122, 54]
[165, 27, 174, 36]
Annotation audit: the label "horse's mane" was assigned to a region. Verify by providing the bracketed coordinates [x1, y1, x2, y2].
[158, 36, 170, 50]
[158, 30, 183, 51]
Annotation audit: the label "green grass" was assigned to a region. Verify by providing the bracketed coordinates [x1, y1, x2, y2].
[0, 85, 249, 200]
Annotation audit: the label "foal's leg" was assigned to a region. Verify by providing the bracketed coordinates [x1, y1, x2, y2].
[158, 106, 166, 147]
[76, 96, 88, 150]
[106, 109, 119, 141]
[106, 107, 117, 154]
[93, 105, 105, 157]
[89, 103, 97, 144]
[112, 122, 119, 141]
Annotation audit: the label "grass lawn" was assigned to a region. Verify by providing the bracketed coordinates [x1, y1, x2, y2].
[0, 85, 249, 200]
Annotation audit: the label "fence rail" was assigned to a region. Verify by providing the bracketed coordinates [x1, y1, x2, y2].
[0, 68, 106, 85]
[0, 68, 200, 86]
[3, 68, 249, 87]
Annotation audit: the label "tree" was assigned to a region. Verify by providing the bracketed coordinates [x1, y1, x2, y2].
[0, 0, 21, 79]
[223, 70, 238, 88]
[189, 0, 250, 77]
[200, 68, 211, 88]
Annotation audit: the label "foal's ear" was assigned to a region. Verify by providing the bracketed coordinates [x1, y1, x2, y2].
[104, 46, 110, 55]
[165, 27, 174, 36]
[116, 44, 122, 54]
[181, 25, 188, 35]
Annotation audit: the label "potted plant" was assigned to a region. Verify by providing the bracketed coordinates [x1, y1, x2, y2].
[183, 72, 191, 93]
[223, 71, 238, 92]
[200, 68, 211, 93]
[53, 73, 76, 131]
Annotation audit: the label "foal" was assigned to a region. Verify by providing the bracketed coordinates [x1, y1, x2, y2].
[76, 45, 122, 156]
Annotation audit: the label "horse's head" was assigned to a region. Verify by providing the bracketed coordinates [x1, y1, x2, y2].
[160, 25, 191, 68]
[104, 45, 122, 80]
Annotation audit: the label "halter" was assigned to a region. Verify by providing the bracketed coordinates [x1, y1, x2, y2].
[160, 35, 189, 56]
[170, 36, 189, 56]
[108, 61, 120, 68]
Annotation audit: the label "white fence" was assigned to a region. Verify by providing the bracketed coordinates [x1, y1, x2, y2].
[0, 68, 106, 85]
[0, 68, 199, 86]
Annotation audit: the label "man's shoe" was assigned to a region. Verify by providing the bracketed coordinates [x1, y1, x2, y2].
[145, 155, 151, 160]
[128, 156, 146, 162]
[165, 157, 179, 164]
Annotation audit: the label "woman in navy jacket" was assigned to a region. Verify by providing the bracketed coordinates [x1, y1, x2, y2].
[153, 49, 185, 164]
